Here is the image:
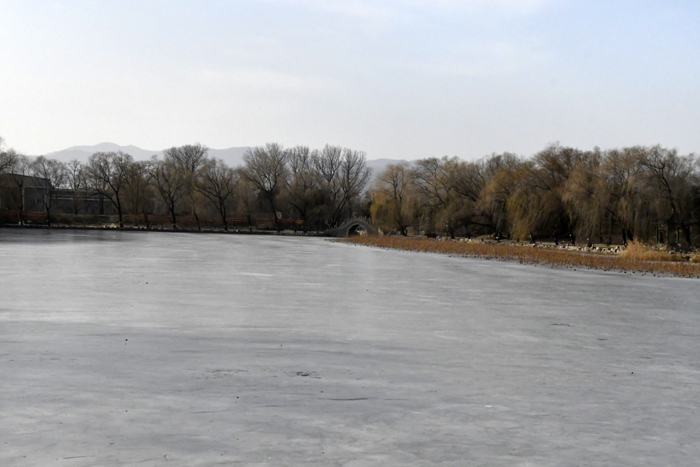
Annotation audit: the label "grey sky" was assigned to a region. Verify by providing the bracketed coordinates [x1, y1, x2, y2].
[1, 0, 698, 159]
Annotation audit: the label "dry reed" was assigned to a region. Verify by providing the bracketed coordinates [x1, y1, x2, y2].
[619, 241, 684, 262]
[341, 236, 700, 278]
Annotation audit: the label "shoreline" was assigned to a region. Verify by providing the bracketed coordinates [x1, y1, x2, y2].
[0, 223, 327, 237]
[340, 235, 700, 278]
[6, 225, 699, 278]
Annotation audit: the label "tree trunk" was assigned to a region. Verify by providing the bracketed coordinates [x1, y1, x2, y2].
[192, 203, 201, 231]
[170, 202, 177, 230]
[682, 224, 691, 245]
[18, 184, 26, 225]
[270, 196, 280, 231]
[220, 204, 228, 231]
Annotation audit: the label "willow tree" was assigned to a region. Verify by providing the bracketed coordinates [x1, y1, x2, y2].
[599, 148, 649, 243]
[478, 153, 522, 239]
[242, 143, 289, 230]
[86, 152, 133, 228]
[147, 156, 187, 229]
[197, 158, 239, 231]
[562, 150, 604, 246]
[371, 162, 415, 235]
[124, 161, 154, 227]
[165, 144, 208, 231]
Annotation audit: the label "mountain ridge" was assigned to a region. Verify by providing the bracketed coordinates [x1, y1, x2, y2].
[39, 143, 252, 168]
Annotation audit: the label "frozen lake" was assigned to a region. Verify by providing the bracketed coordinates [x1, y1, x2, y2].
[1, 229, 699, 466]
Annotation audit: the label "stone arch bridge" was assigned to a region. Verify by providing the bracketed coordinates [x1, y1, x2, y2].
[324, 218, 377, 237]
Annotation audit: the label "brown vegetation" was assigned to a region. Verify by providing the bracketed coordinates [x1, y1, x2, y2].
[370, 144, 700, 248]
[343, 235, 700, 278]
[3, 135, 700, 244]
[618, 241, 683, 262]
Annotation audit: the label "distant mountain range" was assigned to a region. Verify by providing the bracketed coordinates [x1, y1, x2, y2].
[36, 143, 407, 177]
[40, 143, 251, 169]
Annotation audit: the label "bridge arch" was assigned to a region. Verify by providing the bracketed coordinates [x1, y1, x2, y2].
[324, 218, 377, 237]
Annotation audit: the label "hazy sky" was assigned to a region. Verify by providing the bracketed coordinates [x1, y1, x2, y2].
[1, 0, 699, 159]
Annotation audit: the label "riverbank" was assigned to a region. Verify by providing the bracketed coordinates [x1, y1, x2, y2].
[342, 235, 700, 278]
[0, 223, 324, 236]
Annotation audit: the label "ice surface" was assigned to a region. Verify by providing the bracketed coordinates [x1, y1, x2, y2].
[1, 230, 699, 466]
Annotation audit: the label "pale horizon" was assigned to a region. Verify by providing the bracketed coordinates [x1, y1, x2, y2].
[1, 0, 699, 159]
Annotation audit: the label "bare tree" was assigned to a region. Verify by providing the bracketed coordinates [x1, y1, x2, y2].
[86, 152, 133, 228]
[146, 156, 187, 229]
[164, 144, 208, 231]
[66, 160, 87, 215]
[6, 154, 31, 224]
[197, 158, 239, 231]
[444, 159, 493, 236]
[413, 157, 456, 236]
[287, 146, 320, 231]
[242, 143, 289, 229]
[639, 146, 696, 244]
[30, 156, 66, 226]
[0, 138, 19, 173]
[236, 175, 261, 231]
[314, 145, 344, 227]
[338, 148, 372, 221]
[124, 161, 154, 227]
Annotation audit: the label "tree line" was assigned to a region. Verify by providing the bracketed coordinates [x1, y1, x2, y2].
[0, 138, 371, 231]
[371, 144, 700, 246]
[2, 136, 699, 245]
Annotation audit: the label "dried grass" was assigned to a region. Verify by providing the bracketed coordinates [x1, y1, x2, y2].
[619, 241, 683, 262]
[341, 236, 700, 278]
